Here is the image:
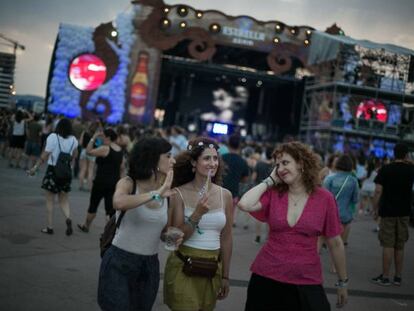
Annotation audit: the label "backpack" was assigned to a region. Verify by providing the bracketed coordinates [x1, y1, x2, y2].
[99, 177, 136, 258]
[54, 134, 75, 185]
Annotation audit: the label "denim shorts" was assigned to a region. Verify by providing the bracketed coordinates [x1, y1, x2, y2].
[98, 245, 160, 311]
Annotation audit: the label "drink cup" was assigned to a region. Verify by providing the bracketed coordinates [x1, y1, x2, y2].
[164, 227, 183, 251]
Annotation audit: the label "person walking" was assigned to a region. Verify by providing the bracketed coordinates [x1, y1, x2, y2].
[27, 118, 78, 235]
[324, 154, 359, 246]
[97, 136, 176, 311]
[238, 141, 348, 310]
[164, 137, 233, 311]
[77, 128, 123, 232]
[371, 143, 414, 286]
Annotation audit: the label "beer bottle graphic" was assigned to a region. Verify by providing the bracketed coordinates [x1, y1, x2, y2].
[129, 52, 149, 117]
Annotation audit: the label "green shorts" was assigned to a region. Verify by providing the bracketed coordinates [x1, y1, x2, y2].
[163, 245, 222, 311]
[378, 217, 410, 250]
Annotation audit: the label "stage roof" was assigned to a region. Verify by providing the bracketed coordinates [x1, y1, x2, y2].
[308, 30, 414, 65]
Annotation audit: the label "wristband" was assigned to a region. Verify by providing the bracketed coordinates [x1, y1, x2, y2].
[261, 178, 272, 188]
[334, 278, 349, 288]
[150, 191, 163, 202]
[268, 175, 276, 186]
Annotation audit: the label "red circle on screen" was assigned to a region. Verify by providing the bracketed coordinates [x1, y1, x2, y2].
[69, 54, 107, 91]
[356, 100, 387, 122]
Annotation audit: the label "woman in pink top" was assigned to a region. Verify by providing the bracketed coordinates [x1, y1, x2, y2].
[238, 141, 348, 310]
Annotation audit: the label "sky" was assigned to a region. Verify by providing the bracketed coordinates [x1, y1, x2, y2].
[1, 0, 414, 97]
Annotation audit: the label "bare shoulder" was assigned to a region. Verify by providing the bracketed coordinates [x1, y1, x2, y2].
[116, 176, 134, 192]
[219, 186, 233, 201]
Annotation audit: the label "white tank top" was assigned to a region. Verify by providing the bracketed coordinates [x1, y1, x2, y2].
[176, 187, 226, 250]
[112, 187, 168, 255]
[13, 120, 25, 136]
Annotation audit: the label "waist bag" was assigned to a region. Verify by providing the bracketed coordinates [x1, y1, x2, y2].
[176, 250, 218, 278]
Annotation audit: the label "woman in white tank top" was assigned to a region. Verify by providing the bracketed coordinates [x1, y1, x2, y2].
[164, 137, 233, 311]
[97, 137, 177, 311]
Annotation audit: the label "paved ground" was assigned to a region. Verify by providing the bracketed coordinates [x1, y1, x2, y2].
[0, 158, 413, 311]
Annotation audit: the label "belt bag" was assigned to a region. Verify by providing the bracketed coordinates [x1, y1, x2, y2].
[176, 251, 218, 278]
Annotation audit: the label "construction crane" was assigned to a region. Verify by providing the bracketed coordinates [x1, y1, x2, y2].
[0, 33, 25, 54]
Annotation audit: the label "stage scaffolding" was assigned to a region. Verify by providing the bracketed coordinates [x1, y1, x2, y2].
[300, 31, 414, 155]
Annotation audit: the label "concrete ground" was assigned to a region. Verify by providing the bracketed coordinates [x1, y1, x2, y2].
[0, 158, 413, 310]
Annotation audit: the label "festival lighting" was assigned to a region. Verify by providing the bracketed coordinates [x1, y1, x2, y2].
[256, 80, 263, 87]
[179, 21, 187, 28]
[196, 11, 203, 18]
[177, 6, 188, 17]
[273, 37, 280, 44]
[209, 23, 221, 33]
[275, 24, 284, 33]
[160, 18, 170, 29]
[111, 31, 117, 37]
[306, 29, 312, 36]
[163, 7, 170, 13]
[304, 39, 310, 46]
[290, 27, 298, 35]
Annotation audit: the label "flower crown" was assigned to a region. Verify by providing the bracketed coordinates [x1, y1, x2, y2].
[187, 141, 218, 151]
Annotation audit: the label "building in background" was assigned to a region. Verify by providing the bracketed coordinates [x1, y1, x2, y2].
[0, 52, 15, 107]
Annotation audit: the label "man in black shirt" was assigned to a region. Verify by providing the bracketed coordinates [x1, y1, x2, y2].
[371, 143, 414, 286]
[222, 134, 249, 226]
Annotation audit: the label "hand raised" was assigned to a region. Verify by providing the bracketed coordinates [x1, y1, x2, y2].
[158, 170, 174, 198]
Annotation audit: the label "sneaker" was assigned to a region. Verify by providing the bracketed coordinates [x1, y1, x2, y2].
[371, 274, 391, 286]
[393, 276, 402, 286]
[41, 227, 54, 234]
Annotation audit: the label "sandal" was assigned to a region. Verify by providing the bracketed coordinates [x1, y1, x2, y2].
[41, 227, 54, 234]
[65, 219, 73, 236]
[77, 224, 89, 233]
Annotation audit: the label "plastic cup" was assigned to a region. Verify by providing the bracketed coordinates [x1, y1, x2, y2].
[164, 227, 183, 251]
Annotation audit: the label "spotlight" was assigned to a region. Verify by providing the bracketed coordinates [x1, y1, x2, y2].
[275, 23, 284, 33]
[273, 37, 280, 44]
[196, 11, 203, 18]
[179, 21, 187, 28]
[160, 18, 171, 29]
[177, 6, 188, 17]
[241, 77, 247, 83]
[304, 39, 310, 46]
[290, 27, 298, 35]
[163, 7, 170, 13]
[209, 23, 221, 33]
[256, 80, 263, 87]
[306, 29, 312, 36]
[111, 30, 117, 37]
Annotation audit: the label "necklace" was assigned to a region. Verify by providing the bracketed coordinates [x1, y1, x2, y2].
[192, 182, 208, 197]
[289, 192, 306, 207]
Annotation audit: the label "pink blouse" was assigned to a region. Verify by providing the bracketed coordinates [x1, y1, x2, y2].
[250, 187, 342, 285]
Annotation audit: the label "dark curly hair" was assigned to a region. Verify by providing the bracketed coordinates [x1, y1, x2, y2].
[273, 141, 321, 194]
[172, 137, 224, 188]
[128, 136, 172, 180]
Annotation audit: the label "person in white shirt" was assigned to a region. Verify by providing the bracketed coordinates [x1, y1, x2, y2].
[28, 118, 78, 235]
[98, 136, 177, 311]
[164, 137, 233, 311]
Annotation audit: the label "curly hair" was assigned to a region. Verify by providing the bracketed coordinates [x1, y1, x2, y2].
[172, 137, 224, 188]
[273, 141, 321, 194]
[128, 136, 172, 180]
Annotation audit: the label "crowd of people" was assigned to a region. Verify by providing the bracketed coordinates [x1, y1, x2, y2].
[2, 107, 414, 310]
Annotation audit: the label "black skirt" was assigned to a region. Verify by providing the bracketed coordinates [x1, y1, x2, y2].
[245, 273, 331, 311]
[41, 165, 72, 194]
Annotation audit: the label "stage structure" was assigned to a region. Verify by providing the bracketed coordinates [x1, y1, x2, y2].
[46, 0, 312, 137]
[301, 30, 414, 156]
